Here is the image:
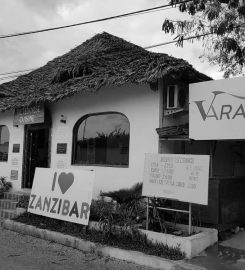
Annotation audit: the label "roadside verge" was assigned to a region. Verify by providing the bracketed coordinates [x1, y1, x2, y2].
[3, 219, 206, 270]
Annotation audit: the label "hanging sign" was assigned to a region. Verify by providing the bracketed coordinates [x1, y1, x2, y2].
[142, 153, 210, 205]
[13, 105, 44, 125]
[28, 168, 95, 225]
[189, 77, 245, 140]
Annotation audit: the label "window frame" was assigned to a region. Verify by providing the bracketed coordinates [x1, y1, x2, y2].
[0, 125, 10, 162]
[72, 111, 130, 167]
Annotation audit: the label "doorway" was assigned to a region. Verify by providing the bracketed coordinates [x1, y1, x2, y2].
[23, 125, 50, 189]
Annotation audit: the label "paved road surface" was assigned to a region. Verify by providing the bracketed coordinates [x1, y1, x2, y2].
[0, 228, 156, 270]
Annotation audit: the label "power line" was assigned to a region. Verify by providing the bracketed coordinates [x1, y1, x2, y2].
[0, 68, 34, 76]
[145, 32, 212, 49]
[0, 33, 209, 80]
[0, 1, 190, 39]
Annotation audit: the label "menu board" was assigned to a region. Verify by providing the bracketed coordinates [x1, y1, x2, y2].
[142, 153, 210, 205]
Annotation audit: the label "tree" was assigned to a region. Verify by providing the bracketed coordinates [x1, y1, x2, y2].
[162, 0, 245, 77]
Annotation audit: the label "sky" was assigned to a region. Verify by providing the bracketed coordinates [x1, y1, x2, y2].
[0, 0, 224, 84]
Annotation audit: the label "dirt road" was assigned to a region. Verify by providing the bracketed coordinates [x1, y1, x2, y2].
[0, 228, 156, 270]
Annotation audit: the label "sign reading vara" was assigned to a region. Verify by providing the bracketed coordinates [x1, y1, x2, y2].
[142, 153, 210, 205]
[189, 77, 245, 140]
[28, 168, 94, 225]
[13, 105, 44, 125]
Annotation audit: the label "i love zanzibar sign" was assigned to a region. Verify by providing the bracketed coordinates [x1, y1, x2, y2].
[28, 168, 95, 225]
[189, 77, 245, 140]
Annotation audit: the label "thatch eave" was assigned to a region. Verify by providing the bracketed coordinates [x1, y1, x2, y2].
[0, 32, 211, 112]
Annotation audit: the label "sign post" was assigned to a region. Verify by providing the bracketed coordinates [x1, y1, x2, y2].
[142, 153, 210, 235]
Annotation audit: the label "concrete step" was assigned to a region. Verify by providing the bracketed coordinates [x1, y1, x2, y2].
[0, 199, 18, 210]
[0, 209, 17, 219]
[3, 191, 30, 202]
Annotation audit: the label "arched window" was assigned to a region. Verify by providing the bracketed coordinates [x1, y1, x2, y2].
[0, 125, 9, 162]
[73, 112, 130, 166]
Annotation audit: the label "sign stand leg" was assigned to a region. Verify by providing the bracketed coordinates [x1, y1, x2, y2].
[146, 197, 149, 230]
[189, 203, 192, 235]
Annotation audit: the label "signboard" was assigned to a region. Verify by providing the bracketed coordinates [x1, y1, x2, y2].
[28, 168, 95, 225]
[190, 77, 245, 140]
[56, 143, 67, 154]
[142, 153, 210, 205]
[10, 170, 18, 180]
[12, 144, 20, 153]
[13, 105, 44, 125]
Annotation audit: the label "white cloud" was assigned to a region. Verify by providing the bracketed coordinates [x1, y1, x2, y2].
[0, 0, 224, 84]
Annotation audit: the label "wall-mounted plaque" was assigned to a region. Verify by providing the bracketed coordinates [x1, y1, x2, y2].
[56, 143, 67, 154]
[56, 159, 68, 169]
[13, 144, 20, 153]
[10, 170, 18, 180]
[13, 105, 44, 125]
[11, 157, 19, 167]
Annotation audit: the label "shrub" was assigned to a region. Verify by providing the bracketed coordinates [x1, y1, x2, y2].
[14, 212, 185, 260]
[16, 195, 30, 209]
[100, 182, 146, 225]
[0, 176, 12, 197]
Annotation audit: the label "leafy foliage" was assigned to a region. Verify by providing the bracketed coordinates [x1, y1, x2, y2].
[100, 182, 142, 205]
[101, 183, 145, 224]
[14, 212, 185, 260]
[0, 176, 12, 197]
[162, 0, 245, 77]
[16, 195, 30, 209]
[94, 183, 145, 235]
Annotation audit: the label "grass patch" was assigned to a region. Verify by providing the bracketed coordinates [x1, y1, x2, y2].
[13, 212, 185, 260]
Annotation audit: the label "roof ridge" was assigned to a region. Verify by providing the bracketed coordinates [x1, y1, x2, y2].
[0, 32, 211, 111]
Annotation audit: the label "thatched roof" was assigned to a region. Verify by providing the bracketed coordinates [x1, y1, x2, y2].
[0, 32, 211, 111]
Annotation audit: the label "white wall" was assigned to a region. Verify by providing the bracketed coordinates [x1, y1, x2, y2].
[0, 110, 24, 190]
[0, 84, 159, 197]
[49, 83, 160, 197]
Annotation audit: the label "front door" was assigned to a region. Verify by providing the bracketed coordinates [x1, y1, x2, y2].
[23, 125, 50, 188]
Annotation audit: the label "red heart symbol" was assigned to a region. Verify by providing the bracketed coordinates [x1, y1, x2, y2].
[58, 172, 74, 194]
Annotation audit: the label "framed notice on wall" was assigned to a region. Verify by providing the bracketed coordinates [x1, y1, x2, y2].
[142, 153, 210, 205]
[10, 170, 18, 180]
[12, 144, 20, 153]
[56, 143, 67, 154]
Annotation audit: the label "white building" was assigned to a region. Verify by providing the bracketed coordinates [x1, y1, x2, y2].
[0, 32, 209, 198]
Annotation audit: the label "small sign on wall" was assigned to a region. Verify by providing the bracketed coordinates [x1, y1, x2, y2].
[11, 157, 19, 167]
[28, 168, 95, 225]
[10, 170, 18, 180]
[56, 143, 67, 154]
[12, 144, 20, 153]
